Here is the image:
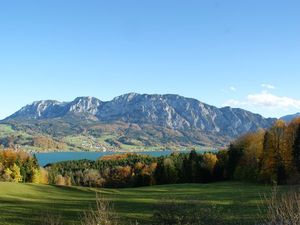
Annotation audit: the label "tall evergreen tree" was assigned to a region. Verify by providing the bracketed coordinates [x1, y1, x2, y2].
[188, 150, 200, 183]
[227, 143, 243, 179]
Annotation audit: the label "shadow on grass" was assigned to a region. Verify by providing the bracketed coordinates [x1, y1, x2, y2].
[0, 182, 276, 225]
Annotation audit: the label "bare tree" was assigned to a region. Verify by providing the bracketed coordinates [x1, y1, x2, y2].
[80, 194, 119, 225]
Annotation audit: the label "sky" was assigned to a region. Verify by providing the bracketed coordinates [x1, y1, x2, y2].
[0, 0, 299, 119]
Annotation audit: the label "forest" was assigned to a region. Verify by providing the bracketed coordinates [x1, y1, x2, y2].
[2, 118, 300, 188]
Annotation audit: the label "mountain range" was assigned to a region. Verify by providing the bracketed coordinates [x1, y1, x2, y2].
[0, 93, 285, 151]
[280, 113, 300, 123]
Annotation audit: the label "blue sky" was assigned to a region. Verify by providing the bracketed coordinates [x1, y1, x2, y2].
[0, 0, 299, 119]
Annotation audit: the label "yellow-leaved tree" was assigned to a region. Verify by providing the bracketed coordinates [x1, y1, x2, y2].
[11, 163, 22, 183]
[39, 168, 49, 184]
[202, 153, 218, 174]
[31, 168, 40, 184]
[260, 120, 287, 184]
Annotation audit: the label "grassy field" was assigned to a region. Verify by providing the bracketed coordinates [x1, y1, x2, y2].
[0, 182, 280, 225]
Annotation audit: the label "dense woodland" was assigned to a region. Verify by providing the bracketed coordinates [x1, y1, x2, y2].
[45, 151, 219, 187]
[2, 118, 300, 187]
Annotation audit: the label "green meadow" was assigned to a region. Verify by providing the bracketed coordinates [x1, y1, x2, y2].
[0, 181, 279, 225]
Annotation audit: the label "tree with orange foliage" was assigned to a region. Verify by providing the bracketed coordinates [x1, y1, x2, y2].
[230, 130, 265, 181]
[135, 162, 157, 186]
[55, 174, 66, 186]
[293, 121, 300, 175]
[202, 153, 218, 174]
[82, 169, 104, 187]
[260, 120, 287, 184]
[39, 168, 49, 184]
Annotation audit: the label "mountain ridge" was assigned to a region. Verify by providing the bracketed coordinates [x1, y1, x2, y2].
[280, 113, 300, 122]
[1, 93, 277, 151]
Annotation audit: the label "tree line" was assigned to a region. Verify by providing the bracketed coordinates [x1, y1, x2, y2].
[2, 118, 300, 187]
[43, 151, 221, 188]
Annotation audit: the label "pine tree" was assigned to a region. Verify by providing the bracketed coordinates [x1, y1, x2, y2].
[188, 150, 200, 183]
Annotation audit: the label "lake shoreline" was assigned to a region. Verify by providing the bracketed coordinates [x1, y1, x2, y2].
[29, 147, 218, 154]
[35, 149, 219, 166]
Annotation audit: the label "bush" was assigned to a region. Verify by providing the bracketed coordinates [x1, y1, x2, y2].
[152, 197, 227, 225]
[258, 187, 300, 225]
[40, 212, 62, 225]
[80, 194, 119, 225]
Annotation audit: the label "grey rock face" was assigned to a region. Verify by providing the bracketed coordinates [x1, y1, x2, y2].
[9, 100, 68, 119]
[68, 97, 102, 115]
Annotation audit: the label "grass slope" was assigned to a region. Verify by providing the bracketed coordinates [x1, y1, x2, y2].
[0, 182, 275, 225]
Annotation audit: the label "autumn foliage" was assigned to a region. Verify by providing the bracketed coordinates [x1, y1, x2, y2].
[0, 149, 48, 184]
[4, 118, 300, 188]
[228, 118, 300, 184]
[45, 150, 223, 188]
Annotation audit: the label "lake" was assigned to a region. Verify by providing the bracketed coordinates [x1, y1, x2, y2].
[35, 150, 218, 166]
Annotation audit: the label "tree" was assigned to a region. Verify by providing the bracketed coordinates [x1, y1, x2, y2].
[0, 162, 4, 176]
[260, 121, 287, 184]
[227, 143, 244, 179]
[31, 168, 40, 184]
[65, 175, 72, 186]
[156, 158, 178, 184]
[187, 150, 200, 183]
[39, 168, 49, 184]
[200, 153, 218, 182]
[202, 153, 218, 174]
[83, 169, 105, 187]
[135, 162, 157, 186]
[293, 124, 300, 173]
[3, 167, 12, 181]
[213, 150, 229, 181]
[11, 163, 22, 183]
[281, 119, 299, 177]
[233, 131, 264, 182]
[55, 175, 66, 186]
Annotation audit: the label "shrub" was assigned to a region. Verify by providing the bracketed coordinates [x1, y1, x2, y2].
[40, 212, 63, 225]
[81, 194, 119, 225]
[258, 187, 300, 225]
[153, 197, 226, 225]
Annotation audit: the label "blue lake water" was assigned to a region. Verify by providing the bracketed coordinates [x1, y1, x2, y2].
[35, 150, 218, 166]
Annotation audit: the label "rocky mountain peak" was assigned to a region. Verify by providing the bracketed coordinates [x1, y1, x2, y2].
[3, 93, 277, 146]
[69, 97, 102, 115]
[11, 100, 65, 119]
[112, 93, 140, 102]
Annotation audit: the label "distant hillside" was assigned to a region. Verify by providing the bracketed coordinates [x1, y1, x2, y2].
[1, 93, 276, 151]
[280, 113, 300, 122]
